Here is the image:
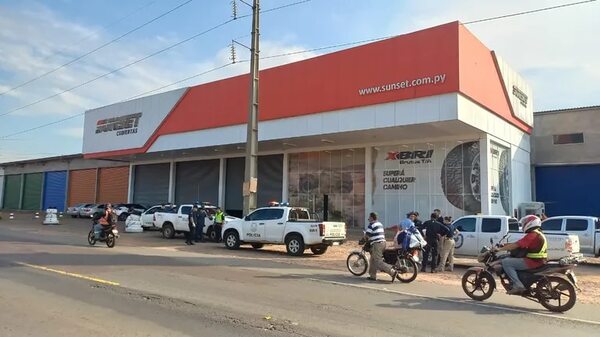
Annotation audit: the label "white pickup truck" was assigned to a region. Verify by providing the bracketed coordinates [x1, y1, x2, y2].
[222, 206, 346, 256]
[541, 216, 600, 256]
[452, 215, 581, 260]
[153, 204, 235, 241]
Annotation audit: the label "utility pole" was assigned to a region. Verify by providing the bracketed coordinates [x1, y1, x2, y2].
[243, 0, 259, 216]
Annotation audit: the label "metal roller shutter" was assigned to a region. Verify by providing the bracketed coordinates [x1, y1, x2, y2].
[43, 171, 67, 211]
[22, 173, 43, 210]
[175, 159, 219, 205]
[257, 155, 283, 207]
[225, 157, 244, 218]
[536, 165, 600, 216]
[3, 174, 22, 209]
[97, 166, 129, 204]
[68, 169, 97, 207]
[133, 163, 170, 207]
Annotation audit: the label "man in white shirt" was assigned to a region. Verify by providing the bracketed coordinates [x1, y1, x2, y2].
[365, 212, 398, 282]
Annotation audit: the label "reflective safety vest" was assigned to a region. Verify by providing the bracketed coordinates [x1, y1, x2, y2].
[215, 211, 224, 224]
[526, 229, 548, 259]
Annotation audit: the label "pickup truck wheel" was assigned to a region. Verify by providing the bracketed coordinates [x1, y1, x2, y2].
[207, 227, 217, 242]
[224, 230, 240, 250]
[251, 243, 264, 249]
[285, 235, 305, 256]
[162, 223, 175, 239]
[310, 245, 328, 255]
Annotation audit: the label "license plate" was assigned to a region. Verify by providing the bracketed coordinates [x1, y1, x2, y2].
[332, 242, 340, 246]
[329, 231, 340, 237]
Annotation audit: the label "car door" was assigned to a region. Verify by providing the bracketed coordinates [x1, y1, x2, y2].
[479, 218, 503, 250]
[453, 217, 478, 256]
[141, 206, 160, 227]
[176, 206, 192, 231]
[565, 218, 592, 254]
[264, 208, 286, 242]
[243, 209, 269, 242]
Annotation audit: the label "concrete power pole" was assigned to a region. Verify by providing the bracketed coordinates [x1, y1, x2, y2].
[243, 0, 259, 216]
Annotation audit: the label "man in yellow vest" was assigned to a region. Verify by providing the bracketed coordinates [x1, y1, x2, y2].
[214, 207, 225, 242]
[495, 215, 547, 294]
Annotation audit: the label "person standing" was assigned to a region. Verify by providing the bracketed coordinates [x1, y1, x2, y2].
[194, 204, 208, 243]
[433, 209, 444, 224]
[186, 205, 197, 245]
[214, 207, 225, 242]
[365, 212, 398, 282]
[421, 213, 445, 273]
[437, 216, 456, 272]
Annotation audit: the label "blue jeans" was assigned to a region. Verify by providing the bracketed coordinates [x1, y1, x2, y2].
[501, 257, 529, 289]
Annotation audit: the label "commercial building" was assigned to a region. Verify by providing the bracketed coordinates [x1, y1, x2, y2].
[3, 22, 534, 227]
[532, 105, 600, 216]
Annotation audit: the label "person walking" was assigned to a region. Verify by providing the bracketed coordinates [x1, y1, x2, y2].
[437, 216, 456, 272]
[194, 204, 207, 243]
[365, 212, 398, 282]
[185, 205, 197, 245]
[421, 213, 445, 273]
[214, 207, 225, 242]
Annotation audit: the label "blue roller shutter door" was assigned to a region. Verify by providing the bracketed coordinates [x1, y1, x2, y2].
[536, 165, 600, 216]
[43, 171, 67, 211]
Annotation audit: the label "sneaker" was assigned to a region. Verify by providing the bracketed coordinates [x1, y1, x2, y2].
[366, 276, 377, 282]
[507, 287, 526, 295]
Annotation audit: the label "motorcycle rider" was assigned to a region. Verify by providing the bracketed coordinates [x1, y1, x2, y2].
[494, 215, 548, 294]
[93, 203, 115, 238]
[365, 212, 399, 282]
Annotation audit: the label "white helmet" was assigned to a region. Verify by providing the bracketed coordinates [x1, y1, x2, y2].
[519, 215, 541, 233]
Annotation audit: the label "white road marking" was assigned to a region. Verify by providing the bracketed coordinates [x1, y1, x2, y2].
[308, 278, 600, 326]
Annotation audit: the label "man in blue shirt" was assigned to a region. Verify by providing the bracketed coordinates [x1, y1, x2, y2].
[365, 212, 398, 282]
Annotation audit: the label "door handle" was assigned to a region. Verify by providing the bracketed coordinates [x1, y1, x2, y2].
[259, 223, 265, 225]
[277, 222, 284, 225]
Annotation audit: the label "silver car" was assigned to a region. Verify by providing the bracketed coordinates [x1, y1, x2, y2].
[79, 204, 103, 218]
[66, 203, 89, 218]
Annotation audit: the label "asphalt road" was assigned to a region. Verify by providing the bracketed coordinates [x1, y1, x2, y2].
[1, 217, 600, 337]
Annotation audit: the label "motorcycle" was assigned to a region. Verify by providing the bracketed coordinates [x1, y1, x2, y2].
[461, 234, 581, 312]
[346, 238, 421, 283]
[87, 221, 119, 248]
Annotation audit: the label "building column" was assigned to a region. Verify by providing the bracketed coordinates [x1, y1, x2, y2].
[364, 146, 373, 227]
[282, 153, 289, 202]
[18, 173, 25, 210]
[0, 169, 5, 208]
[168, 161, 176, 203]
[127, 164, 135, 203]
[218, 158, 226, 208]
[479, 136, 491, 215]
[93, 168, 99, 204]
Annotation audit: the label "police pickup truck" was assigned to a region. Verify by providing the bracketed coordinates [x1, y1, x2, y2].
[221, 204, 346, 256]
[452, 215, 582, 260]
[541, 216, 600, 256]
[153, 203, 236, 241]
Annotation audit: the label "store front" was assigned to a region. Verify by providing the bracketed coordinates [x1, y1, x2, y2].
[81, 21, 534, 227]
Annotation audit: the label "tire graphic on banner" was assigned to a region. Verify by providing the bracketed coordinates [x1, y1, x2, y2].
[440, 141, 482, 213]
[498, 150, 511, 214]
[454, 233, 464, 249]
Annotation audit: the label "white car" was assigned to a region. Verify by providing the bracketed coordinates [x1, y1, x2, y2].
[154, 204, 236, 241]
[66, 203, 89, 218]
[113, 203, 147, 221]
[222, 205, 346, 256]
[541, 216, 600, 256]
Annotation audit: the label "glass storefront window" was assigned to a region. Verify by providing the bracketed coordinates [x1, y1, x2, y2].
[288, 148, 365, 228]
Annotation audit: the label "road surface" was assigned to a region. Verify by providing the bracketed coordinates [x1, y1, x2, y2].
[1, 218, 599, 336]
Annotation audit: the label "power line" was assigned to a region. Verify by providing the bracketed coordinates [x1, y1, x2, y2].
[0, 0, 194, 97]
[0, 0, 311, 119]
[463, 0, 597, 24]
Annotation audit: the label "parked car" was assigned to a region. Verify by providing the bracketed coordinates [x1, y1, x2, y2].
[66, 203, 89, 218]
[222, 205, 347, 256]
[114, 203, 147, 221]
[77, 204, 97, 218]
[451, 215, 582, 260]
[153, 203, 238, 241]
[541, 216, 600, 256]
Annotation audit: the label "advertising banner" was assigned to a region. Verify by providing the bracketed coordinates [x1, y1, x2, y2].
[372, 141, 482, 226]
[489, 142, 511, 215]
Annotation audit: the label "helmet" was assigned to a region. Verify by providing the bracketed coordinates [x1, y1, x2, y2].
[519, 215, 541, 233]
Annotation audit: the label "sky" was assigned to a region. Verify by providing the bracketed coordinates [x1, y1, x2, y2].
[0, 0, 598, 163]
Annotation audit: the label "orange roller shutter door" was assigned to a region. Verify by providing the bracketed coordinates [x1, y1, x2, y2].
[68, 169, 97, 206]
[97, 166, 129, 204]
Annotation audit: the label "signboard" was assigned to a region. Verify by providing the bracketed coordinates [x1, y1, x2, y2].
[489, 142, 511, 215]
[372, 141, 482, 226]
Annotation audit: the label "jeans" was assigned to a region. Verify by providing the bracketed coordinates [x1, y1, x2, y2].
[368, 241, 395, 279]
[215, 223, 223, 242]
[501, 257, 529, 289]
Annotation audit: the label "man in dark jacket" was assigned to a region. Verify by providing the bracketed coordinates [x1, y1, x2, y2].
[421, 213, 448, 273]
[186, 205, 197, 245]
[194, 205, 207, 242]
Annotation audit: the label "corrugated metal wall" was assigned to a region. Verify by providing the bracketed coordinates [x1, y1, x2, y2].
[68, 169, 97, 206]
[22, 173, 43, 210]
[536, 164, 600, 216]
[43, 171, 67, 211]
[3, 174, 22, 209]
[225, 157, 244, 218]
[133, 163, 170, 207]
[175, 160, 219, 205]
[96, 166, 129, 204]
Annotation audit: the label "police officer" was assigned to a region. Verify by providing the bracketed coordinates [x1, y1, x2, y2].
[186, 205, 197, 245]
[194, 204, 208, 243]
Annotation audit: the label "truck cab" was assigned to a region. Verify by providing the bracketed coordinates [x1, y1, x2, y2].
[542, 216, 600, 256]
